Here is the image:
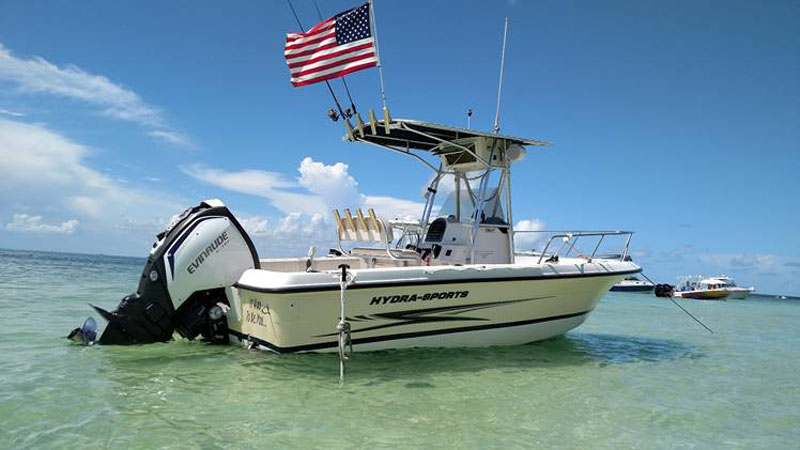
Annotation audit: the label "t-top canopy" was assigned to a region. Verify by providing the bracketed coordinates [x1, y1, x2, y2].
[344, 117, 550, 151]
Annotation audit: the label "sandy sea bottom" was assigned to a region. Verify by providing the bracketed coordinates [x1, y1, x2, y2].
[0, 249, 798, 449]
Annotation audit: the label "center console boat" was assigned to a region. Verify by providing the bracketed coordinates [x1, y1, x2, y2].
[86, 118, 641, 354]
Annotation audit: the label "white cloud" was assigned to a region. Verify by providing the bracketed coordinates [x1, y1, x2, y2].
[182, 164, 294, 195]
[0, 118, 186, 239]
[148, 130, 194, 148]
[180, 164, 327, 216]
[513, 218, 546, 250]
[0, 43, 190, 147]
[69, 196, 104, 218]
[182, 158, 426, 220]
[0, 43, 160, 124]
[239, 213, 334, 256]
[298, 157, 359, 208]
[181, 158, 429, 255]
[0, 118, 99, 188]
[363, 195, 424, 220]
[240, 213, 328, 239]
[657, 244, 695, 262]
[6, 214, 79, 234]
[698, 252, 787, 276]
[728, 254, 778, 268]
[0, 107, 25, 117]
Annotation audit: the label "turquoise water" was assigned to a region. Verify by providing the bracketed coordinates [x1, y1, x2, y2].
[1, 248, 798, 449]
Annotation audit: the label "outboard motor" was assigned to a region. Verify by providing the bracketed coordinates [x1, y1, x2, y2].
[91, 199, 259, 345]
[654, 284, 675, 298]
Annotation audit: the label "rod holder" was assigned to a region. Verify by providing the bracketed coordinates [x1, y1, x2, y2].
[355, 113, 365, 137]
[382, 107, 391, 134]
[368, 109, 378, 135]
[344, 119, 355, 140]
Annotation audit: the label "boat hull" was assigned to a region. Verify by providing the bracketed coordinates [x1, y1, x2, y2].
[225, 263, 637, 353]
[674, 289, 729, 300]
[610, 285, 654, 293]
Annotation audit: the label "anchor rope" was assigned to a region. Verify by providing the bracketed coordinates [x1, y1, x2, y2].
[337, 265, 354, 381]
[640, 272, 713, 334]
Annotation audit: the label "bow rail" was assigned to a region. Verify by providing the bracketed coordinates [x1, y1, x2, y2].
[513, 230, 634, 264]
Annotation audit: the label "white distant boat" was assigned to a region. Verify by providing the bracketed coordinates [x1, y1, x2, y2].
[673, 276, 729, 300]
[89, 119, 641, 353]
[712, 276, 754, 299]
[610, 276, 654, 293]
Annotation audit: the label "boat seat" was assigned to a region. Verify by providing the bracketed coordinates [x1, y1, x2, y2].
[332, 208, 419, 263]
[334, 208, 393, 243]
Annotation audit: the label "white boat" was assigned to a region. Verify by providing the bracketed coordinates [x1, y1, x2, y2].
[610, 276, 654, 293]
[672, 276, 730, 300]
[88, 119, 641, 353]
[710, 276, 754, 299]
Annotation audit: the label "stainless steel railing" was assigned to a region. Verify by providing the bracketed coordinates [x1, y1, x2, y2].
[513, 230, 634, 264]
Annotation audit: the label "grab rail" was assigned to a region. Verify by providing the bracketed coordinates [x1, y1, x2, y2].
[513, 230, 634, 264]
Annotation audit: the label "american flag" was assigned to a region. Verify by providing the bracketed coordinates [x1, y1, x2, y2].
[284, 3, 377, 87]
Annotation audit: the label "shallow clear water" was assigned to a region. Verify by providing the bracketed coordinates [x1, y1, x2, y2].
[1, 248, 798, 449]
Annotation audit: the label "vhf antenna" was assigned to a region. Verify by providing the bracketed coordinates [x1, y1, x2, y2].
[493, 17, 509, 135]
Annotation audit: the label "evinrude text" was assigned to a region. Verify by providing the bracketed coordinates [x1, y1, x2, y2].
[187, 231, 230, 274]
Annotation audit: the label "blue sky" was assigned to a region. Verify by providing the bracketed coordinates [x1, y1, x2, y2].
[1, 0, 798, 294]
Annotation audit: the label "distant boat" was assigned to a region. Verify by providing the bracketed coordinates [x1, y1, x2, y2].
[712, 276, 754, 299]
[610, 276, 654, 293]
[673, 276, 730, 300]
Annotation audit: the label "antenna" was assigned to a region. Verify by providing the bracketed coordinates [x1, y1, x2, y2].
[368, 0, 388, 111]
[493, 17, 509, 135]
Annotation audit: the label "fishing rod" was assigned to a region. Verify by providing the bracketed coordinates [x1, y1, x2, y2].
[312, 0, 358, 114]
[640, 272, 714, 334]
[285, 0, 349, 121]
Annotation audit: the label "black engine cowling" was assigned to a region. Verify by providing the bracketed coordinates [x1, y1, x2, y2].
[92, 200, 259, 345]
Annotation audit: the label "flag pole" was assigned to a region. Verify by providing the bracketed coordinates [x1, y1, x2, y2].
[367, 0, 388, 111]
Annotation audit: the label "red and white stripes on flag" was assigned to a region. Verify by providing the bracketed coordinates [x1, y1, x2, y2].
[284, 3, 378, 87]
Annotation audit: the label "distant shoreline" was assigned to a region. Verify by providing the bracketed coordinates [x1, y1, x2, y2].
[0, 246, 143, 261]
[748, 293, 800, 301]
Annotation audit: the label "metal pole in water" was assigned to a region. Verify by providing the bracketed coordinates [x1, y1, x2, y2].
[337, 264, 353, 381]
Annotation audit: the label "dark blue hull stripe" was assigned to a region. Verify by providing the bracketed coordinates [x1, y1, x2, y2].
[166, 216, 222, 278]
[228, 309, 592, 354]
